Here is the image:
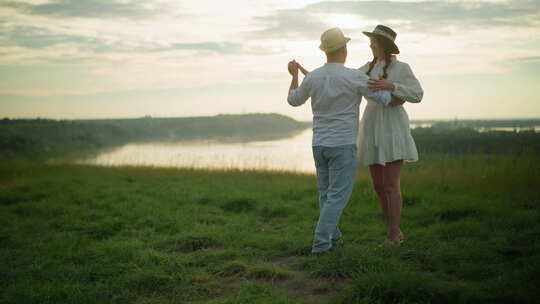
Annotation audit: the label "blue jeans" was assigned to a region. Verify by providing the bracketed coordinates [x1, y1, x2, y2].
[311, 145, 358, 253]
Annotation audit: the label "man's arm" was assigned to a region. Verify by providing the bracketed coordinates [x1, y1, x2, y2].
[353, 72, 391, 106]
[369, 78, 418, 106]
[360, 83, 392, 106]
[287, 61, 310, 107]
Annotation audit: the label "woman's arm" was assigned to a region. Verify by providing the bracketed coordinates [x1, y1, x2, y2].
[392, 63, 423, 103]
[297, 62, 309, 76]
[388, 95, 406, 106]
[368, 63, 423, 103]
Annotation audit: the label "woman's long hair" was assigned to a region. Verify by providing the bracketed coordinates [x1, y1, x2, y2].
[366, 35, 395, 79]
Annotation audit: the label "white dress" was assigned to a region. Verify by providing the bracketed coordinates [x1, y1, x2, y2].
[357, 55, 424, 166]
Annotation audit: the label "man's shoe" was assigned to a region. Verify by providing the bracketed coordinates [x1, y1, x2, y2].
[311, 246, 335, 256]
[332, 237, 344, 248]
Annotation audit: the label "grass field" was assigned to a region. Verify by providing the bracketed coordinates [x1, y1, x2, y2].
[1, 154, 540, 303]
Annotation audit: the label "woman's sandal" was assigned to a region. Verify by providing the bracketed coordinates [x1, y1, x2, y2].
[379, 238, 401, 247]
[378, 230, 405, 248]
[399, 231, 405, 244]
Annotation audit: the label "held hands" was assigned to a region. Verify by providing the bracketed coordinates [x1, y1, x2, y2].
[288, 60, 300, 92]
[288, 60, 309, 77]
[368, 76, 395, 91]
[288, 60, 299, 77]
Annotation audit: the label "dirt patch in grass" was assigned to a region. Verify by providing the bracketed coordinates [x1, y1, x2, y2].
[210, 255, 345, 303]
[217, 261, 249, 277]
[247, 264, 292, 281]
[266, 256, 346, 304]
[213, 276, 244, 298]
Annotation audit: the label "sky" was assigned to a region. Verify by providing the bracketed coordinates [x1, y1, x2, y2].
[1, 0, 539, 121]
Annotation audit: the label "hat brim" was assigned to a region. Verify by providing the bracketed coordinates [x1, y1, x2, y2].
[362, 31, 400, 54]
[319, 37, 350, 53]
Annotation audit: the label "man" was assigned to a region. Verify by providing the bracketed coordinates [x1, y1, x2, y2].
[287, 27, 400, 254]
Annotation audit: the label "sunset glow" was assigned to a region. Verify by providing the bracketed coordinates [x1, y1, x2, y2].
[1, 0, 539, 120]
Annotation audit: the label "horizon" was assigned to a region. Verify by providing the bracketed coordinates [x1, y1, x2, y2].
[1, 0, 540, 120]
[3, 112, 540, 122]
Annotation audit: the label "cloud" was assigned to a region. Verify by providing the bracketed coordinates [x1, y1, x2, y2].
[0, 24, 245, 58]
[0, 0, 165, 19]
[2, 25, 101, 49]
[168, 42, 242, 54]
[249, 8, 328, 39]
[249, 0, 540, 38]
[307, 0, 540, 27]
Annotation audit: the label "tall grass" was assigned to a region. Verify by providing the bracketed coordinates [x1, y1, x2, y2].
[1, 154, 539, 303]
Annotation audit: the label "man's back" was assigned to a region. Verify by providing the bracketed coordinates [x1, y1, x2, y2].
[288, 62, 390, 147]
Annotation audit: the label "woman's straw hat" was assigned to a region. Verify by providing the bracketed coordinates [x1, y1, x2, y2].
[362, 25, 400, 54]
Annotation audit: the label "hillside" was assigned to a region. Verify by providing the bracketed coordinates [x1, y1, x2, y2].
[1, 157, 539, 303]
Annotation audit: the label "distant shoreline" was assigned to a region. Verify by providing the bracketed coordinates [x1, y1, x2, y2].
[3, 114, 540, 123]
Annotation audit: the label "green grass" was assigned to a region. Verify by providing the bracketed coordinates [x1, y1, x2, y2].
[1, 155, 539, 304]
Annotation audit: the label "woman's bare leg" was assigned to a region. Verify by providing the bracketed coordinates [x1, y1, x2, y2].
[369, 164, 390, 235]
[382, 160, 404, 243]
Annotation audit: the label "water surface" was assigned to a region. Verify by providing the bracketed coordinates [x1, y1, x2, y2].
[78, 124, 538, 172]
[79, 129, 316, 173]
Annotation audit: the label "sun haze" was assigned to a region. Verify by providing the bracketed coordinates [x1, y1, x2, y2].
[1, 0, 539, 120]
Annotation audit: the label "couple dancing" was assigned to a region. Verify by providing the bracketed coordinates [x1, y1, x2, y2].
[287, 25, 423, 254]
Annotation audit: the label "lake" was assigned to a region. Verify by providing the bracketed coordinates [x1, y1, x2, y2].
[78, 129, 317, 173]
[78, 125, 539, 173]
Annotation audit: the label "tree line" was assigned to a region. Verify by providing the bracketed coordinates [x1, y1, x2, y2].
[1, 115, 539, 161]
[0, 114, 308, 161]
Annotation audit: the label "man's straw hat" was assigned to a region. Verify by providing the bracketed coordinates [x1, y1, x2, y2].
[319, 27, 350, 53]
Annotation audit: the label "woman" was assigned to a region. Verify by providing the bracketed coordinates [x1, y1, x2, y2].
[359, 25, 423, 246]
